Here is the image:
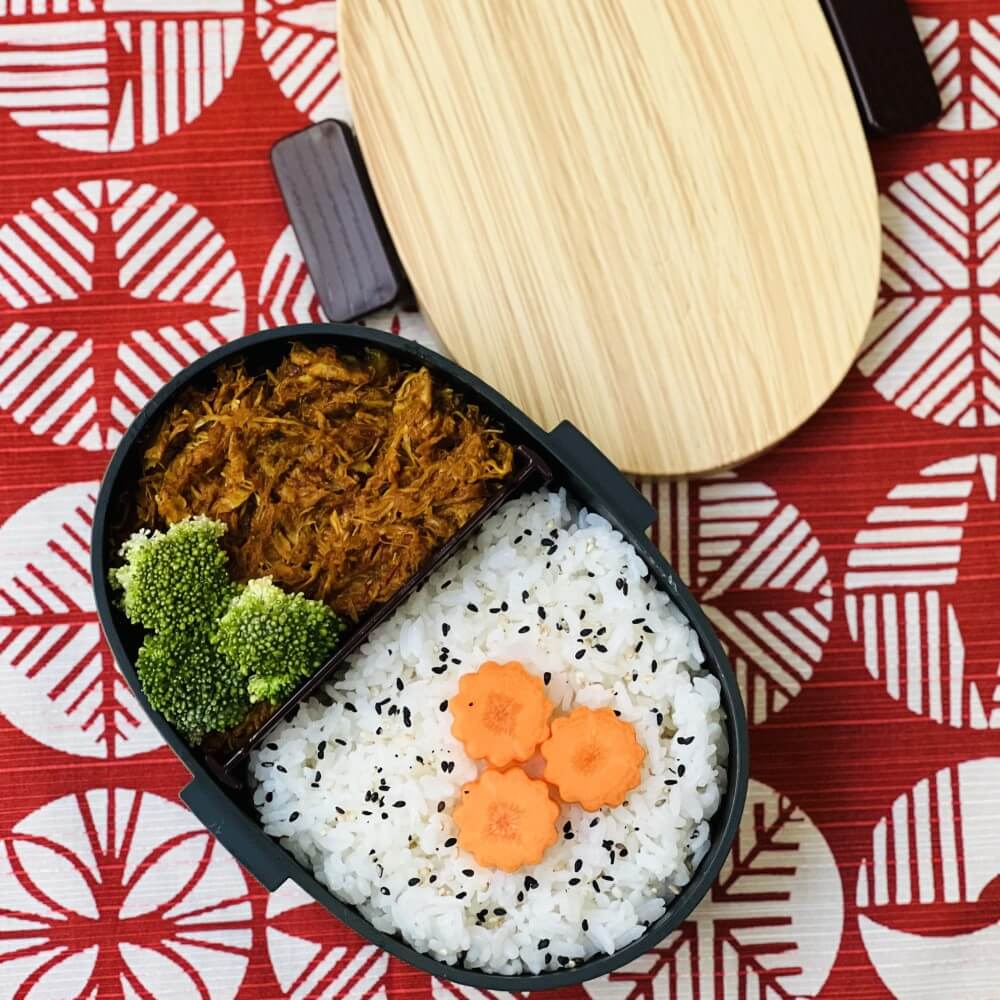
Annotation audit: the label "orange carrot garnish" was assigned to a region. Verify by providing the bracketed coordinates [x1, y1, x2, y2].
[450, 661, 554, 767]
[453, 767, 559, 872]
[540, 706, 645, 810]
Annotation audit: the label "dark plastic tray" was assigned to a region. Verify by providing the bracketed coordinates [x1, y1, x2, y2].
[92, 324, 749, 992]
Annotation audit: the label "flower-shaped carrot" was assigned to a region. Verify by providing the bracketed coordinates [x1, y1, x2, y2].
[451, 661, 554, 767]
[453, 767, 559, 872]
[541, 706, 645, 810]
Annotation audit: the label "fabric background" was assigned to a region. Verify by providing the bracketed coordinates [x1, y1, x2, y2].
[0, 1, 997, 997]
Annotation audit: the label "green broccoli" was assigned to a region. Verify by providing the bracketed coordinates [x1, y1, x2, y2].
[215, 577, 345, 703]
[109, 516, 237, 633]
[136, 631, 249, 744]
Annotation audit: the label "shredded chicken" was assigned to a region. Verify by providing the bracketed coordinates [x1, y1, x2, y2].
[136, 343, 514, 619]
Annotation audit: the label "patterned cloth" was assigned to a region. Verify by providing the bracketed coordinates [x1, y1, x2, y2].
[0, 2, 997, 997]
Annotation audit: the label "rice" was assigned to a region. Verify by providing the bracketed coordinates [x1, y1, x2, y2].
[251, 489, 727, 975]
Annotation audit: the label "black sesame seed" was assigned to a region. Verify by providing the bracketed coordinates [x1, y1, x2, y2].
[635, 640, 644, 654]
[568, 877, 580, 886]
[563, 821, 572, 833]
[610, 851, 616, 863]
[445, 837, 457, 847]
[651, 660, 658, 673]
[574, 859, 583, 872]
[524, 875, 539, 890]
[463, 869, 475, 877]
[677, 735, 695, 745]
[620, 847, 629, 857]
[517, 891, 524, 902]
[580, 628, 592, 637]
[656, 712, 664, 726]
[396, 677, 404, 692]
[593, 880, 601, 892]
[518, 625, 531, 634]
[403, 707, 412, 728]
[595, 644, 608, 653]
[545, 953, 552, 964]
[417, 755, 424, 764]
[362, 810, 371, 816]
[430, 875, 437, 884]
[437, 801, 446, 813]
[544, 672, 552, 685]
[431, 664, 447, 675]
[558, 956, 569, 966]
[336, 806, 345, 815]
[537, 606, 546, 620]
[276, 764, 287, 773]
[265, 791, 273, 802]
[575, 649, 586, 660]
[376, 727, 383, 735]
[318, 740, 327, 758]
[590, 818, 599, 828]
[579, 609, 586, 620]
[602, 874, 614, 882]
[494, 908, 506, 916]
[408, 877, 420, 887]
[439, 700, 448, 712]
[442, 580, 451, 589]
[616, 577, 624, 591]
[643, 625, 654, 635]
[267, 742, 278, 751]
[393, 800, 406, 808]
[677, 764, 686, 777]
[345, 702, 357, 713]
[261, 761, 274, 768]
[582, 919, 589, 931]
[456, 891, 467, 899]
[451, 657, 461, 665]
[467, 603, 478, 612]
[501, 601, 509, 612]
[522, 590, 529, 601]
[514, 535, 523, 544]
[477, 909, 488, 922]
[335, 738, 347, 746]
[631, 618, 644, 625]
[442, 622, 451, 636]
[614, 710, 622, 717]
[538, 939, 550, 950]
[489, 606, 501, 614]
[439, 651, 449, 662]
[381, 887, 390, 896]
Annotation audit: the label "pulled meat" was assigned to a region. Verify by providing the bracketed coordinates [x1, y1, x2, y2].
[136, 343, 514, 619]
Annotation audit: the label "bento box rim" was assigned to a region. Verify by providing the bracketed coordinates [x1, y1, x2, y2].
[92, 322, 749, 991]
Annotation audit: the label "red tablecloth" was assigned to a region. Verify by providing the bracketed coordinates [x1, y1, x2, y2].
[0, 2, 997, 997]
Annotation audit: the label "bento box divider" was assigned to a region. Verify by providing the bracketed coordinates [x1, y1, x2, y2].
[547, 421, 656, 535]
[217, 445, 552, 778]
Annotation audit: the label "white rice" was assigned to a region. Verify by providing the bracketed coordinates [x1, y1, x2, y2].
[251, 489, 727, 975]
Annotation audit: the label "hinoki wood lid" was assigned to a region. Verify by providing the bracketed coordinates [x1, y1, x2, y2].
[341, 0, 881, 475]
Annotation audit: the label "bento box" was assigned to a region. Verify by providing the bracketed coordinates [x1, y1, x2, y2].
[92, 323, 749, 991]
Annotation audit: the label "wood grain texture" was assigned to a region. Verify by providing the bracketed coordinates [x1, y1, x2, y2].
[341, 0, 881, 475]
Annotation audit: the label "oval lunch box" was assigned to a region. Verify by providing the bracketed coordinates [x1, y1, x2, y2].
[91, 323, 750, 991]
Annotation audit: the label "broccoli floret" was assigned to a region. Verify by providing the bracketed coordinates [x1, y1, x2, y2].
[136, 631, 249, 744]
[215, 577, 344, 704]
[109, 516, 237, 633]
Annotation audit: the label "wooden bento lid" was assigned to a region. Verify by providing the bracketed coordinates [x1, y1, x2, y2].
[340, 0, 882, 475]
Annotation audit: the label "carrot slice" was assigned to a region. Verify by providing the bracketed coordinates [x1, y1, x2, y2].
[451, 661, 554, 767]
[453, 767, 559, 872]
[541, 706, 645, 810]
